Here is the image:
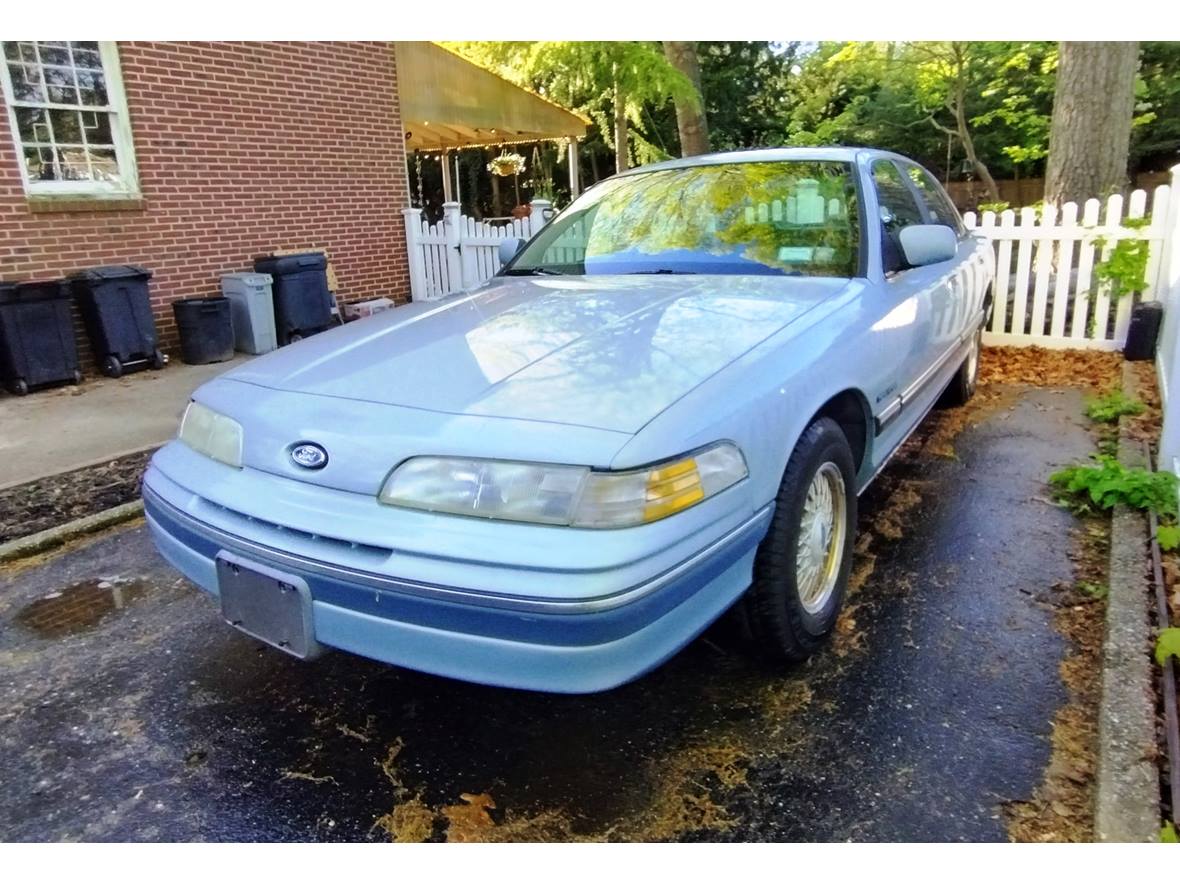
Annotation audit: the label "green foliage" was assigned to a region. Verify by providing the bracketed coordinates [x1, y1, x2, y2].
[1155, 627, 1180, 667]
[1084, 389, 1146, 423]
[698, 42, 801, 152]
[1093, 217, 1153, 302]
[977, 201, 1010, 214]
[1077, 581, 1108, 600]
[1163, 821, 1179, 843]
[783, 41, 1057, 181]
[1157, 524, 1180, 552]
[444, 41, 697, 168]
[1049, 455, 1179, 517]
[1132, 42, 1180, 173]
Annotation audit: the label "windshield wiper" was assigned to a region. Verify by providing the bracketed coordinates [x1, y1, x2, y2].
[503, 267, 565, 276]
[625, 269, 697, 275]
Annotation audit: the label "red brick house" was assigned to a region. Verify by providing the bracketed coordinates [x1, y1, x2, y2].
[0, 41, 412, 361]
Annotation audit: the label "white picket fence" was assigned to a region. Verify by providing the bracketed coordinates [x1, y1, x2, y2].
[403, 200, 553, 302]
[964, 182, 1175, 351]
[402, 174, 1180, 354]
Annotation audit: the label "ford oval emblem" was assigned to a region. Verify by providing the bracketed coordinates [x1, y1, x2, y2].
[290, 442, 328, 470]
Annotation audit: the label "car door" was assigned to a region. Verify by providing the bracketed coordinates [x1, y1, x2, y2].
[865, 159, 944, 439]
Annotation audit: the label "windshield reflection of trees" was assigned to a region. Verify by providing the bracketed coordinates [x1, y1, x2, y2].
[517, 162, 859, 278]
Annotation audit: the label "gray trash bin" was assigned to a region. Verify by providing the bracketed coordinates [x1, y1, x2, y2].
[220, 272, 277, 354]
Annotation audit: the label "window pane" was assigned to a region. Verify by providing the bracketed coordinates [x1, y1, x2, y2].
[37, 42, 70, 65]
[23, 146, 59, 180]
[88, 147, 119, 182]
[15, 106, 49, 142]
[904, 163, 963, 233]
[872, 161, 924, 274]
[81, 110, 112, 144]
[19, 43, 38, 64]
[872, 162, 923, 231]
[48, 109, 83, 143]
[59, 147, 89, 180]
[7, 62, 45, 101]
[43, 65, 78, 104]
[3, 43, 21, 62]
[77, 69, 109, 106]
[71, 42, 102, 69]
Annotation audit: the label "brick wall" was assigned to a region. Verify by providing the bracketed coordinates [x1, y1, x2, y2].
[0, 41, 411, 368]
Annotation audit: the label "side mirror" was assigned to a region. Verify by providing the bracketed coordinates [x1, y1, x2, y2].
[498, 237, 523, 266]
[898, 224, 957, 268]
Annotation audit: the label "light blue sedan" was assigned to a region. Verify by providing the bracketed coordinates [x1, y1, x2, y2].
[143, 148, 995, 693]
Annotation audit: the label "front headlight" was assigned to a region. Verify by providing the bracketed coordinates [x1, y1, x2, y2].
[178, 401, 243, 468]
[377, 442, 747, 528]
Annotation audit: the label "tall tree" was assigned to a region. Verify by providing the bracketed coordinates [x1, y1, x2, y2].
[908, 42, 1001, 201]
[1044, 42, 1139, 206]
[662, 41, 710, 156]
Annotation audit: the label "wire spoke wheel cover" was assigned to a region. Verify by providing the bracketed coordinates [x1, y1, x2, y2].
[795, 461, 846, 614]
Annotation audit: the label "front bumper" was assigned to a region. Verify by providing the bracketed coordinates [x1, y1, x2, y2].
[143, 466, 772, 693]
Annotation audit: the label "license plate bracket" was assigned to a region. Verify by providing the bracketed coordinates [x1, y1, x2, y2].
[216, 552, 324, 659]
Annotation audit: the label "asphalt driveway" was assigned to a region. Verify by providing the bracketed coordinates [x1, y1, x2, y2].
[0, 385, 1093, 841]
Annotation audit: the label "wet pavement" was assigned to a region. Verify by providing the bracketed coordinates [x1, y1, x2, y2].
[0, 386, 1094, 842]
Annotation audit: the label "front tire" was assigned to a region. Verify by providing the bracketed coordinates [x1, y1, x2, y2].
[741, 417, 857, 662]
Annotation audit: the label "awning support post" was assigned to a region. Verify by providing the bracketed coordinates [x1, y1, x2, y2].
[567, 140, 580, 198]
[441, 150, 454, 203]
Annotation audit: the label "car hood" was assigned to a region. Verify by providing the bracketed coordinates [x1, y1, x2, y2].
[225, 275, 851, 433]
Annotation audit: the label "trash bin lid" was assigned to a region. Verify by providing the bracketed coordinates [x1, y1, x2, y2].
[222, 272, 273, 285]
[70, 264, 153, 282]
[254, 253, 327, 274]
[0, 278, 70, 304]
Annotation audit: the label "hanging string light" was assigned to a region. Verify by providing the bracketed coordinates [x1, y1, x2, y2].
[414, 150, 425, 209]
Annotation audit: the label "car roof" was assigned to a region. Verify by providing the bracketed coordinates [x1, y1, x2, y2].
[614, 146, 908, 177]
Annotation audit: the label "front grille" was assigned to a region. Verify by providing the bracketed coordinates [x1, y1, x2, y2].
[200, 498, 394, 561]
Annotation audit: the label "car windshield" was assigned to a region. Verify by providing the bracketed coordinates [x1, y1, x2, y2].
[505, 160, 860, 278]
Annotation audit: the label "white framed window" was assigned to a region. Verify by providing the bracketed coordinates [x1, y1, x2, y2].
[0, 41, 139, 197]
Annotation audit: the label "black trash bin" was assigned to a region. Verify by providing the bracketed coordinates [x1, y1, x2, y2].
[69, 265, 166, 378]
[0, 280, 82, 396]
[253, 253, 333, 345]
[172, 297, 235, 365]
[1124, 301, 1163, 361]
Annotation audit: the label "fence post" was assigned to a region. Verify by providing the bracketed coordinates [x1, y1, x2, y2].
[442, 201, 465, 292]
[529, 199, 553, 238]
[401, 207, 427, 302]
[1157, 164, 1180, 472]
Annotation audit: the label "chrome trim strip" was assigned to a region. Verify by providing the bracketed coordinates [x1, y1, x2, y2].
[860, 319, 983, 495]
[144, 485, 771, 616]
[899, 339, 964, 406]
[874, 397, 902, 434]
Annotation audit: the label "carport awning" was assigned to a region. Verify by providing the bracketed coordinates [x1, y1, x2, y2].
[395, 42, 588, 151]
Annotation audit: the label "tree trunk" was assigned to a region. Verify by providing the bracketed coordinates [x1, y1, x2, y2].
[613, 78, 629, 173]
[662, 41, 710, 157]
[951, 80, 1000, 203]
[1045, 41, 1139, 207]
